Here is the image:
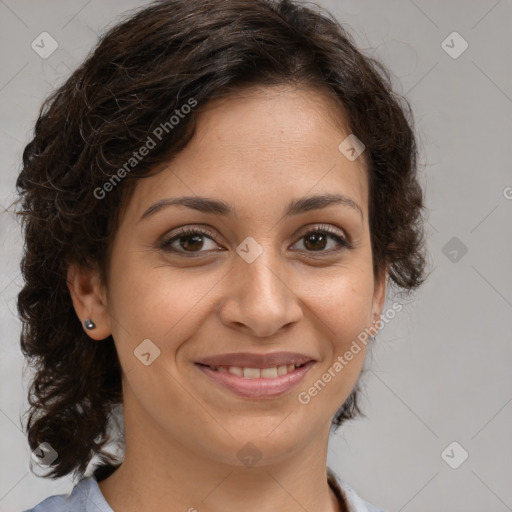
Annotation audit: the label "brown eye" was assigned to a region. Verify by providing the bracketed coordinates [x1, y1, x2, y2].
[178, 234, 206, 252]
[292, 225, 352, 254]
[303, 232, 328, 251]
[159, 227, 220, 256]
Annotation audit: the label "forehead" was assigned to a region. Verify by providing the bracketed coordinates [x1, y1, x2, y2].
[126, 85, 369, 222]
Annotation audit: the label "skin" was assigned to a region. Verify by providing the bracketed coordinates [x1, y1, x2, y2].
[67, 85, 387, 512]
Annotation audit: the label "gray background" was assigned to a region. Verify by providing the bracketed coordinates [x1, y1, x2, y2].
[1, 1, 511, 511]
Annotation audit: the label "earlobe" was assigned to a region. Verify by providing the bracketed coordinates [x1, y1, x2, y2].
[66, 262, 111, 340]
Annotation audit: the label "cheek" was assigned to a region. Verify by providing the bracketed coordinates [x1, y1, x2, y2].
[325, 283, 370, 372]
[107, 255, 223, 355]
[305, 264, 375, 346]
[295, 273, 373, 418]
[331, 285, 373, 350]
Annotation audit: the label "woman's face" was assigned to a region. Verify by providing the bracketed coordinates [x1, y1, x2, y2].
[84, 85, 386, 466]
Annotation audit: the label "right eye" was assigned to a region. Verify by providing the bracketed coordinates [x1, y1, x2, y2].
[159, 227, 222, 257]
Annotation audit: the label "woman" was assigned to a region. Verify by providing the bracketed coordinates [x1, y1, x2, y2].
[16, 0, 427, 510]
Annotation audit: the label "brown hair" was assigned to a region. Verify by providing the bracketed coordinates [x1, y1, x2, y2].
[15, 0, 427, 481]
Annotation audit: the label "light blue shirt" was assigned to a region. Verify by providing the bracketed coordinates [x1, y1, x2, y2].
[22, 468, 387, 512]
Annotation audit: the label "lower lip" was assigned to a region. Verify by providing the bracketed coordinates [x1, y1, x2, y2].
[195, 361, 315, 399]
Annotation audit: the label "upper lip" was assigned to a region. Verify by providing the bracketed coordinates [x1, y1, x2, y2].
[195, 351, 315, 368]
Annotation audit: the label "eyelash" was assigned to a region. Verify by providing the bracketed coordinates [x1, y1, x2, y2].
[159, 224, 353, 258]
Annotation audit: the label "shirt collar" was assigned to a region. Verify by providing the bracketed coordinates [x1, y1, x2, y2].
[327, 467, 378, 512]
[86, 468, 376, 512]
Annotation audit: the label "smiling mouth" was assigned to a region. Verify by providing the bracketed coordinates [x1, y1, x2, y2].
[196, 362, 308, 379]
[194, 360, 315, 399]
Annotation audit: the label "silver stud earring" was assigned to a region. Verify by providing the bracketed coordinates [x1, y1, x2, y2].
[84, 318, 96, 330]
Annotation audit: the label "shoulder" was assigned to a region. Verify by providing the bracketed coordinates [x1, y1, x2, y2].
[20, 477, 113, 512]
[327, 467, 388, 512]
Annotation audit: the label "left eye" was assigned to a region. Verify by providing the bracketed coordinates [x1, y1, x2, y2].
[293, 229, 349, 252]
[159, 226, 351, 257]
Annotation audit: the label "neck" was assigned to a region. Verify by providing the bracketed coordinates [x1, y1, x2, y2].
[98, 393, 343, 512]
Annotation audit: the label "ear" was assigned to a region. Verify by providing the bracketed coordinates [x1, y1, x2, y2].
[66, 262, 111, 340]
[370, 267, 388, 330]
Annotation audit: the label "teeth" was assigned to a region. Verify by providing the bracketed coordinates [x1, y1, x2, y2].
[244, 367, 260, 379]
[277, 365, 288, 376]
[212, 364, 303, 378]
[260, 367, 278, 378]
[227, 366, 243, 377]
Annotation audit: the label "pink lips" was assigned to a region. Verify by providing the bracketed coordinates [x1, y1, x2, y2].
[195, 351, 314, 368]
[194, 351, 316, 399]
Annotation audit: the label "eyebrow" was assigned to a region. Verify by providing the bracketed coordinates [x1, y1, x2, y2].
[138, 193, 363, 223]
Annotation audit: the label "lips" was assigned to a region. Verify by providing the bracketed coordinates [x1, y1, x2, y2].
[196, 360, 315, 399]
[194, 351, 316, 399]
[195, 351, 314, 368]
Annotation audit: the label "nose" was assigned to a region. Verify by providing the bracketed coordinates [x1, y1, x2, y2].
[218, 246, 303, 338]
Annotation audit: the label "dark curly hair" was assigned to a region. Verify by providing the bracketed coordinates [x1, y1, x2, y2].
[15, 0, 427, 482]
